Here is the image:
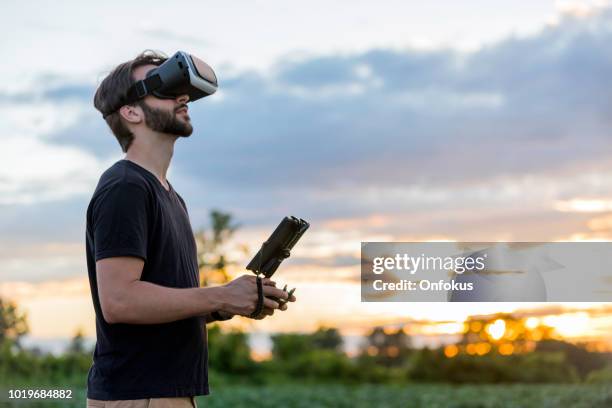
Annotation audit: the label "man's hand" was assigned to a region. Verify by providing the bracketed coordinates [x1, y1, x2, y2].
[251, 281, 297, 319]
[220, 275, 296, 318]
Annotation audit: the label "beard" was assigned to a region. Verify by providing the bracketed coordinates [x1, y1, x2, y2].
[139, 101, 193, 137]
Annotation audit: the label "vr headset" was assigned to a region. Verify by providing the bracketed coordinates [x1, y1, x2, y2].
[103, 51, 218, 118]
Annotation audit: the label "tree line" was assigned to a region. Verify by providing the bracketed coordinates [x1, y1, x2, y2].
[1, 297, 611, 387]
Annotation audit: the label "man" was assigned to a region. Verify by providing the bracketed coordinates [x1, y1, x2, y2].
[85, 50, 294, 408]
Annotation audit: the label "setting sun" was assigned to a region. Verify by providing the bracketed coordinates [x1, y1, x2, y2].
[487, 319, 506, 341]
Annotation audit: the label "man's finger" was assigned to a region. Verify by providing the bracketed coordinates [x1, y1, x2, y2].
[262, 286, 288, 300]
[263, 297, 280, 310]
[262, 278, 276, 287]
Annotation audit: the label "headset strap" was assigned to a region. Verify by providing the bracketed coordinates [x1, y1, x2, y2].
[124, 74, 163, 104]
[103, 74, 163, 118]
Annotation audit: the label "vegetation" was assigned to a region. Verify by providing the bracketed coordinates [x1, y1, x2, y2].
[1, 298, 611, 407]
[195, 209, 246, 286]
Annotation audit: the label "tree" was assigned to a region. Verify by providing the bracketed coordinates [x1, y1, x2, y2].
[207, 325, 256, 374]
[67, 328, 87, 354]
[195, 209, 247, 286]
[311, 327, 343, 352]
[0, 298, 28, 346]
[271, 333, 314, 361]
[361, 326, 412, 366]
[536, 339, 607, 380]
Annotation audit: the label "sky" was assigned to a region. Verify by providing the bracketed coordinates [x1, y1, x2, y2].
[1, 0, 612, 353]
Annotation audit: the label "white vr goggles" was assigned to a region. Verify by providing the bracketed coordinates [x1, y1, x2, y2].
[103, 51, 218, 118]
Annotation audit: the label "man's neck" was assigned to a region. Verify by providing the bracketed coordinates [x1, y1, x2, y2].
[125, 132, 177, 190]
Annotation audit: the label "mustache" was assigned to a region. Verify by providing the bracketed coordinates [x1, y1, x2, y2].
[175, 104, 188, 113]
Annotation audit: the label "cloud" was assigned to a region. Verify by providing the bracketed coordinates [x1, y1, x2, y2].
[0, 135, 106, 205]
[137, 26, 210, 47]
[2, 7, 612, 246]
[166, 9, 612, 201]
[14, 11, 612, 189]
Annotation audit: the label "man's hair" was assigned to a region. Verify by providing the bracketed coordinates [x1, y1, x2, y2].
[93, 50, 168, 152]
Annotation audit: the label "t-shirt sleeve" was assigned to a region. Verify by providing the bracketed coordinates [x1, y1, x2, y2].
[92, 181, 150, 262]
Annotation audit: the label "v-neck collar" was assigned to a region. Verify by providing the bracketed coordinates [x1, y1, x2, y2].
[122, 159, 172, 193]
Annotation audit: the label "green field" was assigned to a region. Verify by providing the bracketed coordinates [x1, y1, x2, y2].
[2, 384, 611, 408]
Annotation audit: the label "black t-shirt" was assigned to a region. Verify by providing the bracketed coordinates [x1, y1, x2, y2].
[85, 159, 209, 400]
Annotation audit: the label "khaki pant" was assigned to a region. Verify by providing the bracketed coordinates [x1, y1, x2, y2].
[87, 396, 197, 408]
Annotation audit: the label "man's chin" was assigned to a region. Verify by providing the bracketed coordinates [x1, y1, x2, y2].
[176, 127, 193, 137]
[166, 123, 193, 137]
[173, 116, 193, 136]
[182, 125, 194, 137]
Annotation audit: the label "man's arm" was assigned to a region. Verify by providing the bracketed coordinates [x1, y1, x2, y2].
[96, 256, 291, 325]
[97, 256, 224, 324]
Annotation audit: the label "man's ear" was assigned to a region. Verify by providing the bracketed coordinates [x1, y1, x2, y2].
[119, 104, 143, 124]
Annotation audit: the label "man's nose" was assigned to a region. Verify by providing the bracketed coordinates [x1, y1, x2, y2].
[176, 94, 190, 104]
